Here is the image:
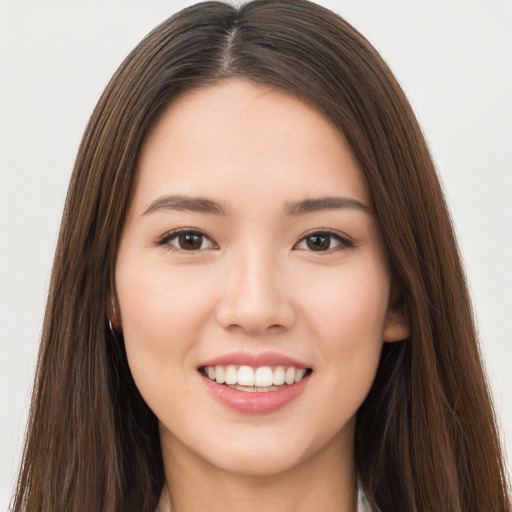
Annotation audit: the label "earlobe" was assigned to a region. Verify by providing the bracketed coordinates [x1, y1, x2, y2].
[383, 287, 410, 342]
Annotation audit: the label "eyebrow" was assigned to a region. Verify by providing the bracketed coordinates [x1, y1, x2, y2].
[143, 195, 228, 216]
[142, 194, 370, 217]
[285, 196, 370, 216]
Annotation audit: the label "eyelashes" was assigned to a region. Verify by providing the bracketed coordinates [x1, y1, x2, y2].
[155, 228, 355, 254]
[155, 229, 218, 252]
[293, 229, 354, 252]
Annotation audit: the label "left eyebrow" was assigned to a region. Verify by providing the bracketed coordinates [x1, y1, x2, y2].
[285, 196, 370, 216]
[142, 195, 228, 216]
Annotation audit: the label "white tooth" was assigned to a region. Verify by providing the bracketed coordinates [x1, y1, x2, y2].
[272, 366, 285, 385]
[225, 365, 237, 385]
[295, 368, 306, 382]
[238, 365, 255, 386]
[207, 367, 216, 380]
[255, 366, 273, 387]
[256, 387, 269, 392]
[215, 366, 225, 384]
[285, 367, 296, 385]
[235, 385, 256, 392]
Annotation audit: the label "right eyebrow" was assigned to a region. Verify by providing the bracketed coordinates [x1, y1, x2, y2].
[285, 196, 370, 216]
[142, 195, 228, 216]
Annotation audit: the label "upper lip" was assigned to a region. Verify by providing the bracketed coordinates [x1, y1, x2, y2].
[198, 350, 310, 369]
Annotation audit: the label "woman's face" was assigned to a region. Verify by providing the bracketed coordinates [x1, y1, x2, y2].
[116, 80, 408, 477]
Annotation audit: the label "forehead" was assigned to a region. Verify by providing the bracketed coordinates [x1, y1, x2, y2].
[131, 79, 370, 213]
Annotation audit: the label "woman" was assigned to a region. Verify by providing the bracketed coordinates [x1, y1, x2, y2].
[11, 1, 510, 511]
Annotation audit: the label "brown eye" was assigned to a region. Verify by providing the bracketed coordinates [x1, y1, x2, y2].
[294, 231, 353, 253]
[158, 230, 217, 251]
[305, 234, 331, 251]
[178, 233, 204, 250]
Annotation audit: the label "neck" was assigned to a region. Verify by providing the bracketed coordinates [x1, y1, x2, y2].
[157, 426, 358, 512]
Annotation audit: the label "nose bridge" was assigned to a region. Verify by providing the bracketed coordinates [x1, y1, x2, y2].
[217, 242, 294, 334]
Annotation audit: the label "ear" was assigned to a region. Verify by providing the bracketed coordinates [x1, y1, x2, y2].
[383, 285, 410, 342]
[107, 295, 122, 331]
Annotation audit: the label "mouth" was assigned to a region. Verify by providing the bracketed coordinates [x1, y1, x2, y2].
[197, 351, 313, 413]
[199, 365, 313, 393]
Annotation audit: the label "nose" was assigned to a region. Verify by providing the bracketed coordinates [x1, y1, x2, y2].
[216, 249, 296, 335]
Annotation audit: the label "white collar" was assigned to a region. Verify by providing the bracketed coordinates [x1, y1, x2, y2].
[357, 481, 372, 512]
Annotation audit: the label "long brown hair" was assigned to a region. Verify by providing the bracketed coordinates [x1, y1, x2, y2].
[12, 1, 510, 511]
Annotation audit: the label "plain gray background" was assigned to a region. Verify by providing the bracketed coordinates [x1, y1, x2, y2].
[1, 1, 511, 508]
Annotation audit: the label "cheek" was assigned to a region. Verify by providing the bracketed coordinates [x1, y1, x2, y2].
[115, 260, 215, 397]
[118, 262, 211, 343]
[300, 261, 389, 398]
[303, 263, 390, 345]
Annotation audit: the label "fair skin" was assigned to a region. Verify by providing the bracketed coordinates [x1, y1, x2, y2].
[115, 80, 409, 512]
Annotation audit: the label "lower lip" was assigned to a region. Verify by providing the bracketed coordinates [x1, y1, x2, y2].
[201, 374, 310, 414]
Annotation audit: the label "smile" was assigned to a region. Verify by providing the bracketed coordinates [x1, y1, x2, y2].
[200, 365, 311, 392]
[199, 357, 313, 413]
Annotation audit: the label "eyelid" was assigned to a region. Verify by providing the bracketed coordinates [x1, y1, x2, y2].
[293, 229, 355, 253]
[154, 227, 354, 253]
[154, 228, 218, 251]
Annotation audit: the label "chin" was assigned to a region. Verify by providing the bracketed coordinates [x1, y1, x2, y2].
[203, 447, 310, 478]
[175, 418, 351, 479]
